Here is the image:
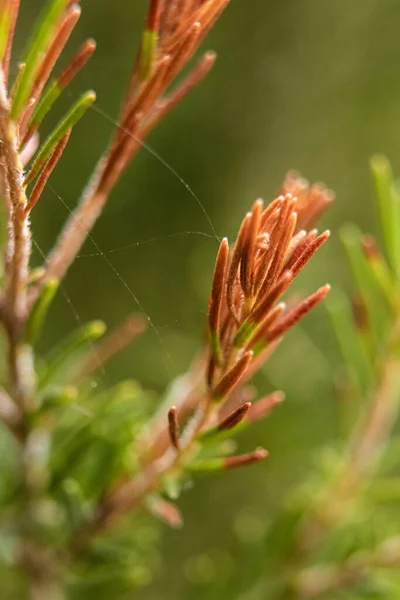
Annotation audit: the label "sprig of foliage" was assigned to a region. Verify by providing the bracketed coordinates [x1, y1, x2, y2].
[188, 157, 400, 600]
[0, 1, 334, 598]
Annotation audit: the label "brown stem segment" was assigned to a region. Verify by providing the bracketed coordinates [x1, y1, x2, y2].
[0, 69, 30, 326]
[0, 68, 32, 415]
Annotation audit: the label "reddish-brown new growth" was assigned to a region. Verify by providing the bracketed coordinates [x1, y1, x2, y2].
[206, 173, 333, 401]
[19, 3, 82, 135]
[145, 0, 162, 33]
[212, 351, 253, 400]
[208, 237, 229, 356]
[26, 130, 71, 213]
[29, 0, 234, 296]
[217, 401, 251, 431]
[224, 447, 268, 469]
[21, 37, 96, 147]
[247, 391, 285, 423]
[168, 405, 181, 450]
[361, 234, 381, 262]
[148, 496, 183, 529]
[281, 170, 334, 231]
[0, 0, 336, 545]
[265, 284, 330, 343]
[2, 0, 20, 83]
[0, 0, 234, 314]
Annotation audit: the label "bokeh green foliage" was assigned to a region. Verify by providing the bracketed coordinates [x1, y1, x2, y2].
[5, 0, 400, 598]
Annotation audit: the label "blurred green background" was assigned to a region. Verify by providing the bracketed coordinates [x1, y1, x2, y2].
[12, 0, 400, 597]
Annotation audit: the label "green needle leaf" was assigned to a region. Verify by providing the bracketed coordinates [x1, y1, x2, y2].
[25, 90, 96, 185]
[326, 288, 374, 397]
[185, 457, 225, 474]
[11, 0, 71, 120]
[141, 29, 157, 81]
[27, 80, 63, 137]
[39, 320, 106, 389]
[340, 223, 390, 351]
[370, 155, 400, 280]
[24, 278, 59, 345]
[59, 478, 85, 531]
[0, 5, 12, 64]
